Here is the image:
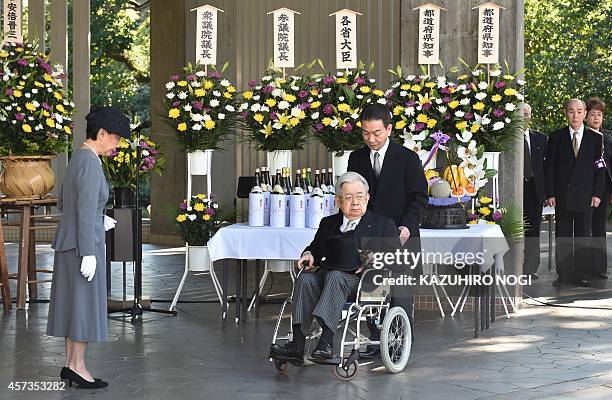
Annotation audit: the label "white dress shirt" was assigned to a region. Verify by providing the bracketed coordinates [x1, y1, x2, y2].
[340, 216, 361, 233]
[370, 138, 390, 170]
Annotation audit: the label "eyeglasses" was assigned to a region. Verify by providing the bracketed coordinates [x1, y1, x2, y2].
[338, 192, 367, 202]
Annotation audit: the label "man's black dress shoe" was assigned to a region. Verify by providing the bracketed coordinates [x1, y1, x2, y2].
[359, 345, 380, 359]
[593, 273, 608, 280]
[311, 341, 333, 359]
[269, 341, 304, 360]
[576, 279, 591, 287]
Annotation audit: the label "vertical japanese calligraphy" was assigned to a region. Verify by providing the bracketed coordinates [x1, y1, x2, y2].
[194, 5, 222, 66]
[2, 0, 22, 45]
[270, 8, 298, 68]
[331, 9, 360, 70]
[415, 4, 444, 65]
[476, 3, 502, 64]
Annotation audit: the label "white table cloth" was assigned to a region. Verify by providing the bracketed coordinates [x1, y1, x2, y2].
[208, 223, 509, 272]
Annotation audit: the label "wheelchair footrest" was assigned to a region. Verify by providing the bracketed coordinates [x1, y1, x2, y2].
[308, 356, 342, 366]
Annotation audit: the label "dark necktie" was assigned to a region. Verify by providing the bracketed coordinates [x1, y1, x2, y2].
[524, 136, 533, 179]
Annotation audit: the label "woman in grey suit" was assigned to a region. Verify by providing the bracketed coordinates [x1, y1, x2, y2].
[46, 106, 130, 389]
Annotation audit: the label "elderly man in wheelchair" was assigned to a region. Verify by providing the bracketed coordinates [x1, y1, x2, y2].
[269, 172, 412, 379]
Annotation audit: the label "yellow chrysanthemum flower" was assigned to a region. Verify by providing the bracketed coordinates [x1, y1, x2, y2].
[289, 117, 300, 127]
[448, 100, 460, 109]
[470, 123, 481, 133]
[203, 214, 211, 221]
[22, 124, 32, 133]
[504, 88, 518, 96]
[336, 77, 348, 84]
[64, 126, 72, 134]
[337, 103, 351, 113]
[177, 122, 187, 131]
[195, 88, 205, 97]
[223, 92, 232, 99]
[283, 93, 296, 103]
[359, 86, 371, 93]
[310, 101, 321, 109]
[427, 118, 437, 128]
[56, 104, 65, 113]
[13, 90, 22, 97]
[43, 110, 50, 117]
[265, 98, 277, 107]
[227, 85, 236, 93]
[478, 207, 491, 217]
[395, 120, 407, 130]
[310, 89, 319, 96]
[479, 196, 492, 205]
[322, 117, 333, 126]
[168, 108, 180, 118]
[196, 194, 206, 199]
[25, 103, 36, 112]
[242, 91, 253, 100]
[372, 89, 385, 97]
[473, 102, 485, 111]
[43, 73, 54, 82]
[425, 82, 436, 88]
[204, 120, 216, 130]
[503, 75, 515, 80]
[203, 80, 214, 90]
[46, 118, 55, 128]
[456, 121, 468, 130]
[34, 81, 44, 88]
[491, 94, 502, 102]
[253, 113, 264, 123]
[177, 80, 188, 87]
[416, 113, 428, 123]
[0, 51, 8, 57]
[393, 105, 404, 116]
[400, 83, 411, 91]
[410, 85, 422, 92]
[176, 214, 187, 222]
[194, 203, 205, 212]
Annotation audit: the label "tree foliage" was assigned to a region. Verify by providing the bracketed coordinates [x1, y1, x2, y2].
[525, 0, 611, 133]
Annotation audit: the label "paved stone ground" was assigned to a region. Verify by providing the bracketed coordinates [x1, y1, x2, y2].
[0, 230, 611, 400]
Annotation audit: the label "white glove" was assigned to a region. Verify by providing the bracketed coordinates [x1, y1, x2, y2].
[80, 255, 97, 282]
[103, 215, 117, 231]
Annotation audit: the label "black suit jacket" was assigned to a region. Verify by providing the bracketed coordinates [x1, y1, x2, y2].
[347, 140, 428, 237]
[526, 129, 547, 204]
[303, 210, 399, 266]
[545, 126, 605, 212]
[600, 128, 612, 187]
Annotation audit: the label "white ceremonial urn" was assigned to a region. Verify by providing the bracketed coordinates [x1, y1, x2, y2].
[267, 150, 293, 173]
[187, 149, 214, 176]
[187, 245, 212, 271]
[332, 150, 352, 179]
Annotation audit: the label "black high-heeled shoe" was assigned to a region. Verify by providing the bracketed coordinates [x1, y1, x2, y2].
[60, 367, 69, 380]
[65, 368, 108, 389]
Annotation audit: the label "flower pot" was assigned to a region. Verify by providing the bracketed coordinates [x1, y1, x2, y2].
[187, 245, 212, 271]
[483, 151, 500, 172]
[332, 151, 352, 179]
[188, 149, 213, 176]
[113, 187, 134, 208]
[267, 150, 292, 174]
[0, 155, 55, 199]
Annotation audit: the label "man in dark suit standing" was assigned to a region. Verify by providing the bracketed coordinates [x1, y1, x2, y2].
[347, 103, 428, 357]
[522, 103, 547, 279]
[269, 172, 398, 364]
[545, 99, 605, 287]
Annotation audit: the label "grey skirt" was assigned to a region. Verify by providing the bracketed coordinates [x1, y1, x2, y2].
[46, 243, 107, 342]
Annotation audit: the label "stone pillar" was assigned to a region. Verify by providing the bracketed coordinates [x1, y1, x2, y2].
[27, 0, 45, 52]
[401, 0, 525, 303]
[149, 0, 187, 245]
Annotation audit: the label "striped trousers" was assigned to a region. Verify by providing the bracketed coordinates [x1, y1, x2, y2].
[292, 268, 360, 336]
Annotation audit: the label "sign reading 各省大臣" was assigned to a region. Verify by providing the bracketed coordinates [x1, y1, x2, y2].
[329, 9, 362, 70]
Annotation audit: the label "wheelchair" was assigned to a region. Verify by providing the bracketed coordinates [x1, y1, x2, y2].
[269, 267, 412, 381]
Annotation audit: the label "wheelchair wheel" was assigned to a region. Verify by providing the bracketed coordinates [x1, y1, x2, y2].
[380, 306, 412, 373]
[331, 359, 359, 381]
[274, 359, 289, 372]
